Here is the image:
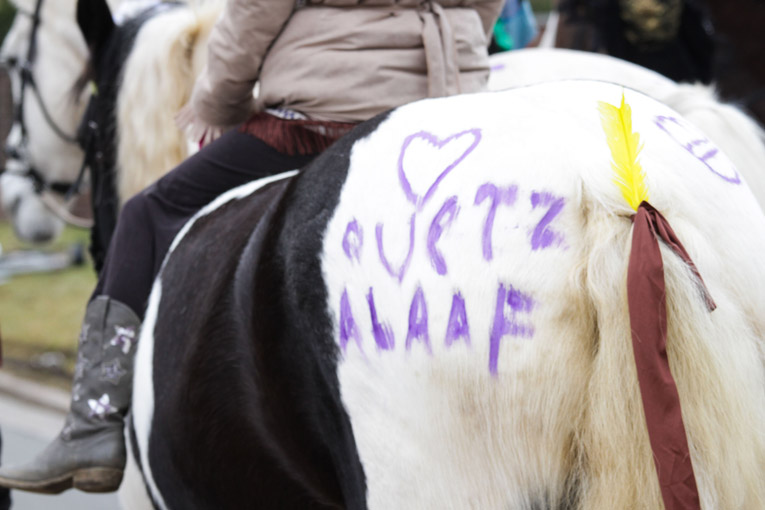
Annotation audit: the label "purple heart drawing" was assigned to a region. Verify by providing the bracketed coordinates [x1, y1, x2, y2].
[397, 128, 482, 210]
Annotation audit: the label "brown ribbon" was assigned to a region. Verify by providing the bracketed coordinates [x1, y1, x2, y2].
[628, 201, 713, 510]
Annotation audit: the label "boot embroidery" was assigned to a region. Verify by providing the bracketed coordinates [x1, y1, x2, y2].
[78, 323, 91, 345]
[88, 394, 118, 419]
[72, 382, 83, 402]
[73, 351, 89, 380]
[101, 358, 127, 385]
[110, 326, 137, 354]
[61, 414, 75, 440]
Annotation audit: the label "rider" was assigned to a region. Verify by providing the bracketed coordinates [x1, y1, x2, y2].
[0, 0, 503, 494]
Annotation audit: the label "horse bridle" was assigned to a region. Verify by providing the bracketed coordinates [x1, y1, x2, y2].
[0, 0, 94, 227]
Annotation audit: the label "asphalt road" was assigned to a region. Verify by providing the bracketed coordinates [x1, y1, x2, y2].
[0, 392, 119, 510]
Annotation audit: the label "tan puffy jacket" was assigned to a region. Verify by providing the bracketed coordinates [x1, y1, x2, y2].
[191, 0, 503, 126]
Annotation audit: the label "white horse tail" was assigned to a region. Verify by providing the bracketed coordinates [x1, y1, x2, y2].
[573, 94, 765, 508]
[115, 0, 221, 204]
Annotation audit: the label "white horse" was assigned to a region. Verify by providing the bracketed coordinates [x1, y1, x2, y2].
[0, 0, 94, 242]
[0, 0, 181, 243]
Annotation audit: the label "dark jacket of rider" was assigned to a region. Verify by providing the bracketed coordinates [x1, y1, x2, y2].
[190, 0, 504, 127]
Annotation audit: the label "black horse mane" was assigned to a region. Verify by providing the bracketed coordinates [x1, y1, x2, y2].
[74, 2, 183, 271]
[72, 4, 166, 103]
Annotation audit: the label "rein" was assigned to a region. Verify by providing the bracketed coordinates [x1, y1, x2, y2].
[0, 0, 94, 228]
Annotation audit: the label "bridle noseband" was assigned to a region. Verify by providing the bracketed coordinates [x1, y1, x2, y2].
[0, 0, 94, 227]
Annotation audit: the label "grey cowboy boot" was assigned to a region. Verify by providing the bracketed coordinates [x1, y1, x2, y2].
[0, 296, 140, 494]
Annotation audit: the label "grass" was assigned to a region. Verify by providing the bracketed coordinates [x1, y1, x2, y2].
[0, 221, 96, 383]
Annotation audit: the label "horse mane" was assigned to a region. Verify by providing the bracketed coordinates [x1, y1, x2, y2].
[115, 0, 221, 203]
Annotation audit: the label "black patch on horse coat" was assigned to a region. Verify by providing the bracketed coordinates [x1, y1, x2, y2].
[146, 113, 389, 509]
[76, 2, 180, 271]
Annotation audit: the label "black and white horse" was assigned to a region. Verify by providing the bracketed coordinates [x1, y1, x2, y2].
[60, 4, 765, 506]
[122, 81, 765, 509]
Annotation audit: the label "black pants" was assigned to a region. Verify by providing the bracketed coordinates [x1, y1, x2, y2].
[92, 130, 317, 318]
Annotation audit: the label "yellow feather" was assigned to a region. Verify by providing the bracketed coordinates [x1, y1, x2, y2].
[598, 93, 649, 211]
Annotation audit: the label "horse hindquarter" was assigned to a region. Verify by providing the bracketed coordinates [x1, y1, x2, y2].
[320, 83, 765, 509]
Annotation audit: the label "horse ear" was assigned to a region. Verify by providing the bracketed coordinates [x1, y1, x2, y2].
[76, 0, 115, 57]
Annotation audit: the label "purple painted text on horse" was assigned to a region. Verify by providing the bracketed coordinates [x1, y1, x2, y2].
[367, 287, 395, 351]
[397, 129, 482, 210]
[489, 284, 535, 375]
[342, 219, 363, 263]
[530, 192, 566, 250]
[340, 283, 535, 374]
[475, 183, 519, 261]
[376, 214, 416, 283]
[654, 115, 741, 184]
[445, 292, 471, 348]
[334, 129, 574, 373]
[406, 287, 432, 354]
[340, 289, 363, 353]
[427, 197, 460, 275]
[348, 183, 567, 279]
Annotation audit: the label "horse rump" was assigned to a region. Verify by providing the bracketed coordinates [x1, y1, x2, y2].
[131, 81, 765, 509]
